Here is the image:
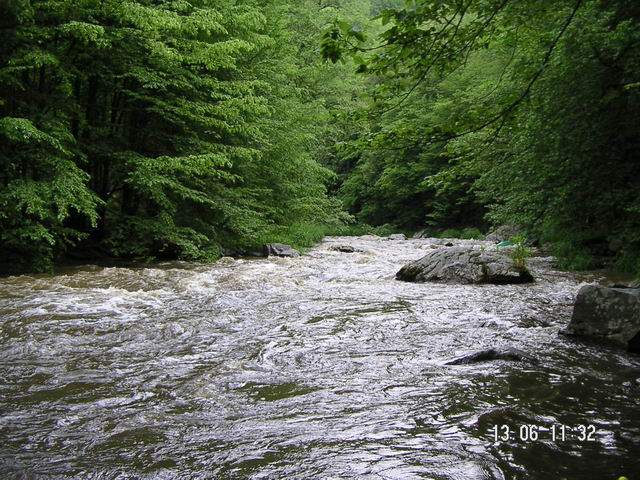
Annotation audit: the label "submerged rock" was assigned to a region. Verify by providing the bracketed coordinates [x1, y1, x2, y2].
[562, 285, 640, 352]
[263, 244, 300, 258]
[330, 245, 358, 253]
[396, 246, 534, 284]
[446, 348, 534, 365]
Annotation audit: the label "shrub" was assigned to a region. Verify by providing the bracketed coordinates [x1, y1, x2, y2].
[436, 227, 484, 240]
[551, 241, 595, 271]
[509, 234, 532, 271]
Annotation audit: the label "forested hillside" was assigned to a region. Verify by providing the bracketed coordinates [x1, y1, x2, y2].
[1, 0, 639, 276]
[0, 0, 373, 273]
[325, 0, 640, 273]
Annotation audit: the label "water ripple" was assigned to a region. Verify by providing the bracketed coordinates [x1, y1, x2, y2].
[1, 236, 639, 478]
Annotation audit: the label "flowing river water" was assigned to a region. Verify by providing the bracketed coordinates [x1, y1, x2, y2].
[1, 236, 639, 479]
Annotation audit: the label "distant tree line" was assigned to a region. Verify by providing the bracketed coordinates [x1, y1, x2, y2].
[326, 0, 640, 273]
[2, 0, 638, 276]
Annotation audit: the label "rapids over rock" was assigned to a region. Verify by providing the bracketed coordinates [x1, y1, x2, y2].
[1, 236, 639, 479]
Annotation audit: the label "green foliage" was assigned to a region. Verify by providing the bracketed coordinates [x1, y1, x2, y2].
[252, 222, 394, 252]
[0, 0, 374, 273]
[329, 223, 396, 237]
[435, 228, 482, 240]
[413, 227, 484, 240]
[256, 223, 335, 252]
[508, 235, 532, 271]
[331, 0, 640, 273]
[551, 242, 595, 271]
[614, 250, 640, 277]
[3, 0, 638, 276]
[0, 116, 101, 272]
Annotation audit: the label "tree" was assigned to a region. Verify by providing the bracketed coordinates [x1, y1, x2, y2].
[328, 0, 640, 272]
[0, 0, 372, 273]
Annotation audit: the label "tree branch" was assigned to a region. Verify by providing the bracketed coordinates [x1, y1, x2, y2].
[437, 0, 584, 143]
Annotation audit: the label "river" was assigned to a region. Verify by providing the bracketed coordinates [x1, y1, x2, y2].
[1, 236, 639, 479]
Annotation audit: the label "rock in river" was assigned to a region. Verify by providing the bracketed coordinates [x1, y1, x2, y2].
[562, 285, 640, 352]
[263, 243, 300, 258]
[446, 348, 535, 365]
[330, 245, 359, 253]
[396, 246, 534, 284]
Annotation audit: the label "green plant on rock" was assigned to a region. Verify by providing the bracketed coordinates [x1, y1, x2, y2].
[509, 235, 532, 271]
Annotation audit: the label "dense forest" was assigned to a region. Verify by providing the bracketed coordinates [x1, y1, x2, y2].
[1, 0, 639, 276]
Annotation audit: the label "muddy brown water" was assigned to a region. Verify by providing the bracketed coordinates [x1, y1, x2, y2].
[1, 236, 639, 479]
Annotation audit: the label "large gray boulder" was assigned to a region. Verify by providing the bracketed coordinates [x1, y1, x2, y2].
[263, 243, 300, 258]
[486, 225, 522, 243]
[396, 246, 534, 284]
[562, 285, 640, 352]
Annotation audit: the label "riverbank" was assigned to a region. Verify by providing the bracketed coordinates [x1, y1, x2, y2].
[0, 223, 394, 277]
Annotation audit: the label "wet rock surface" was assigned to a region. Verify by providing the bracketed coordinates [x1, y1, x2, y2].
[330, 245, 359, 253]
[396, 246, 534, 284]
[446, 348, 536, 365]
[563, 285, 640, 351]
[263, 243, 300, 258]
